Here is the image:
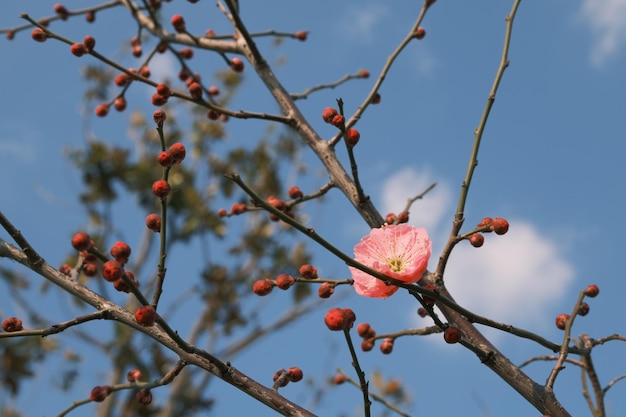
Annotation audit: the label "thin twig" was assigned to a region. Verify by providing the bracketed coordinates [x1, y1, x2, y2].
[336, 369, 411, 417]
[436, 0, 521, 280]
[57, 360, 187, 417]
[291, 71, 369, 101]
[331, 2, 433, 146]
[546, 291, 585, 389]
[227, 173, 585, 355]
[518, 355, 585, 369]
[0, 311, 109, 339]
[342, 328, 371, 417]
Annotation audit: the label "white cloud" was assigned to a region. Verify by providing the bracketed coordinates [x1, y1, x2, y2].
[0, 139, 36, 162]
[444, 221, 574, 330]
[380, 167, 575, 334]
[147, 52, 178, 83]
[412, 46, 437, 75]
[380, 166, 452, 232]
[579, 0, 626, 67]
[340, 4, 388, 42]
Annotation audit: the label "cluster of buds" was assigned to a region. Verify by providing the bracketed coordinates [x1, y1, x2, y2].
[385, 211, 409, 225]
[150, 112, 187, 214]
[251, 264, 320, 296]
[157, 142, 187, 167]
[321, 107, 345, 130]
[250, 264, 343, 299]
[69, 35, 95, 57]
[219, 185, 302, 221]
[468, 217, 510, 248]
[89, 383, 151, 406]
[71, 232, 98, 276]
[272, 367, 303, 388]
[321, 107, 363, 147]
[554, 284, 599, 330]
[356, 322, 377, 351]
[70, 232, 140, 293]
[152, 83, 172, 107]
[265, 195, 295, 222]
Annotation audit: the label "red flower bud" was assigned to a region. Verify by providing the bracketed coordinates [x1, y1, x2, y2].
[275, 274, 295, 290]
[444, 326, 461, 344]
[171, 14, 186, 33]
[71, 232, 92, 251]
[135, 305, 157, 326]
[344, 129, 360, 147]
[324, 307, 347, 331]
[317, 282, 335, 298]
[469, 233, 484, 248]
[583, 284, 599, 298]
[322, 107, 338, 123]
[145, 213, 161, 232]
[252, 279, 273, 296]
[380, 338, 394, 354]
[2, 317, 23, 332]
[90, 385, 112, 402]
[492, 218, 509, 235]
[152, 180, 171, 199]
[555, 313, 569, 330]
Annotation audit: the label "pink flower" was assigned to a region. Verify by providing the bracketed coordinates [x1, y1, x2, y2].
[349, 224, 431, 298]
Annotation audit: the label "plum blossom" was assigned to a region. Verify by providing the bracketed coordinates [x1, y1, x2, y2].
[349, 224, 431, 298]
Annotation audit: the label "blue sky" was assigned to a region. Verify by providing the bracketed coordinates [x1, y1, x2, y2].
[1, 1, 626, 416]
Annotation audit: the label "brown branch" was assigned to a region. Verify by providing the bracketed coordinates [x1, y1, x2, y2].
[579, 334, 605, 417]
[0, 311, 109, 339]
[342, 327, 371, 417]
[518, 355, 585, 370]
[219, 0, 385, 228]
[58, 360, 187, 417]
[546, 291, 586, 389]
[290, 70, 370, 101]
[0, 235, 316, 416]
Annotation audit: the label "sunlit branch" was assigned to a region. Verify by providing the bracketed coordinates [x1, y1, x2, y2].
[604, 374, 626, 395]
[437, 0, 521, 279]
[371, 325, 442, 342]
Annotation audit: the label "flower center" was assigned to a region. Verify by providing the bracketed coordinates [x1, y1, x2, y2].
[387, 257, 404, 272]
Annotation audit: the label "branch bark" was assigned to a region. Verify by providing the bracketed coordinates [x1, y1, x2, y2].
[0, 238, 316, 417]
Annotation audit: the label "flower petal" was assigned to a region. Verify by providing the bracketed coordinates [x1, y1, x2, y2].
[350, 224, 431, 298]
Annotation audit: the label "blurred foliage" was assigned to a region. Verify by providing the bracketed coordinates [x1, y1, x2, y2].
[0, 4, 343, 416]
[1, 36, 315, 417]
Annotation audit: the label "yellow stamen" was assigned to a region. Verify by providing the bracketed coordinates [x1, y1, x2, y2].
[387, 257, 404, 272]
